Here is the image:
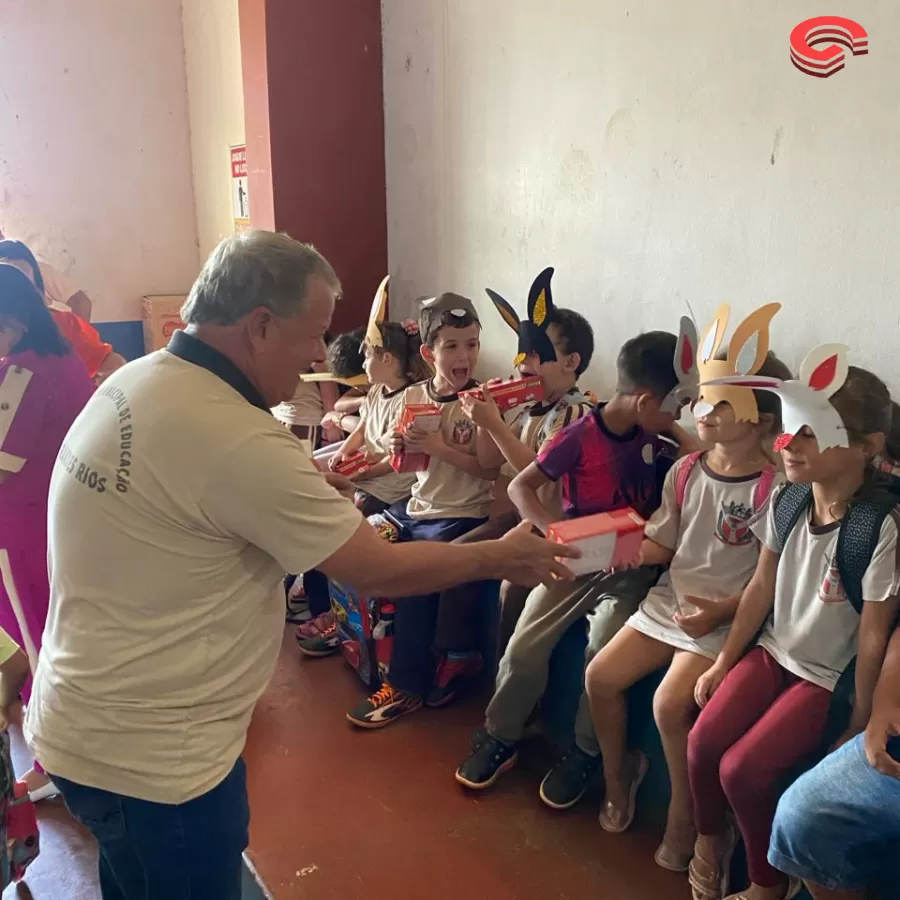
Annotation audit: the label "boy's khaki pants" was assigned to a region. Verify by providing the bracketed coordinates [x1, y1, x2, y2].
[485, 566, 660, 754]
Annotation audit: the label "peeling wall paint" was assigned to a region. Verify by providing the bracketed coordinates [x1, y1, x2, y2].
[383, 0, 900, 394]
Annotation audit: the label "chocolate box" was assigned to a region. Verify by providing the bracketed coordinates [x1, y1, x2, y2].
[389, 403, 443, 473]
[547, 508, 646, 577]
[460, 376, 544, 411]
[332, 451, 371, 478]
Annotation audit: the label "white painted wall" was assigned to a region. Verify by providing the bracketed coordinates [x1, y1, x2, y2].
[0, 0, 199, 322]
[383, 0, 900, 395]
[182, 0, 246, 261]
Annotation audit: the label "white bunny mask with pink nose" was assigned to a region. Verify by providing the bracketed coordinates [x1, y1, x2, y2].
[700, 343, 851, 452]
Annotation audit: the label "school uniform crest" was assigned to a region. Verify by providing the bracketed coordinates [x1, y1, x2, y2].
[452, 417, 475, 446]
[818, 552, 846, 603]
[715, 500, 754, 546]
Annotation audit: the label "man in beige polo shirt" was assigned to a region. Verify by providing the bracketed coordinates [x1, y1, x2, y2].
[24, 230, 576, 900]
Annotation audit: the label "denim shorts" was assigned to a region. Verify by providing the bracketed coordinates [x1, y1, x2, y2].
[769, 734, 900, 893]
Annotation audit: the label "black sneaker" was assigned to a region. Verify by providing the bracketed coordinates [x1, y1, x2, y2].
[455, 736, 518, 790]
[470, 727, 489, 752]
[539, 745, 600, 809]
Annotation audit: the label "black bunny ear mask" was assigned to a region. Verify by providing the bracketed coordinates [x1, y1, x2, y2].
[486, 267, 557, 366]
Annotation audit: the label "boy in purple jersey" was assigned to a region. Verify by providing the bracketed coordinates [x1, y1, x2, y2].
[456, 331, 686, 804]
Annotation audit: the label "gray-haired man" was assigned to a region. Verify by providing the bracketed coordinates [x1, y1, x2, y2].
[25, 230, 577, 900]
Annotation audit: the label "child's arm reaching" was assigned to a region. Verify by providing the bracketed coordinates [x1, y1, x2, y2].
[461, 391, 533, 474]
[354, 457, 393, 481]
[845, 595, 900, 741]
[508, 463, 557, 535]
[333, 388, 368, 416]
[865, 625, 900, 777]
[694, 545, 779, 707]
[328, 420, 367, 470]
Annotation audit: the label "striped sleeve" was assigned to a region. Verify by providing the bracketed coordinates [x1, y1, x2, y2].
[539, 398, 592, 449]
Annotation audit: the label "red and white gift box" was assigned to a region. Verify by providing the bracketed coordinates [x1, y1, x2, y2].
[389, 403, 443, 473]
[547, 508, 646, 577]
[460, 376, 544, 411]
[332, 451, 371, 478]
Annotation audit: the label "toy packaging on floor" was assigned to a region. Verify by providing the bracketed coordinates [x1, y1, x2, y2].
[328, 509, 407, 688]
[547, 508, 646, 577]
[329, 580, 394, 690]
[390, 403, 443, 473]
[460, 376, 544, 410]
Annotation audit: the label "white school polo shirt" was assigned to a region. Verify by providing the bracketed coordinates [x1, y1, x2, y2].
[25, 331, 362, 804]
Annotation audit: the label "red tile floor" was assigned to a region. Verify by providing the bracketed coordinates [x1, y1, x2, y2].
[8, 628, 690, 900]
[241, 629, 688, 900]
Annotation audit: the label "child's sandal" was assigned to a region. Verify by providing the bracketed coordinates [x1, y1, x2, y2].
[688, 820, 739, 900]
[654, 841, 693, 873]
[598, 751, 649, 833]
[722, 877, 802, 900]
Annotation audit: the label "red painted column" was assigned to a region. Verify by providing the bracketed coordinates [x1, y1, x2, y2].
[238, 0, 387, 333]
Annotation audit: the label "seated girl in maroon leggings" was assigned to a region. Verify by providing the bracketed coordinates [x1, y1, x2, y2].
[686, 356, 900, 900]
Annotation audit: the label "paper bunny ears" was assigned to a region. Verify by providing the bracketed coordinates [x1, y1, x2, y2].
[364, 275, 391, 348]
[665, 300, 851, 450]
[704, 344, 851, 452]
[663, 303, 781, 423]
[486, 268, 557, 367]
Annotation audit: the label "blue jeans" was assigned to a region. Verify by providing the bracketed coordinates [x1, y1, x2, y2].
[51, 758, 249, 900]
[769, 734, 900, 893]
[385, 502, 488, 696]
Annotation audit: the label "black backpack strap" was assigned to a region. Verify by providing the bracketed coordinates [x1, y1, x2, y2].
[823, 492, 899, 748]
[772, 483, 813, 551]
[835, 493, 899, 613]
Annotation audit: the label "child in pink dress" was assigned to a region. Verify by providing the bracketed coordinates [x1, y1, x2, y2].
[0, 264, 94, 798]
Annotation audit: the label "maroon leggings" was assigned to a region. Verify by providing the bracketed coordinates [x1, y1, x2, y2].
[687, 647, 832, 887]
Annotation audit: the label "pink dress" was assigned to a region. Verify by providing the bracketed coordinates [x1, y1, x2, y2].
[0, 349, 94, 700]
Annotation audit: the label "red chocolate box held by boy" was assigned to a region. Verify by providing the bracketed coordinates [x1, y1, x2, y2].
[331, 451, 372, 478]
[389, 403, 443, 473]
[459, 376, 544, 411]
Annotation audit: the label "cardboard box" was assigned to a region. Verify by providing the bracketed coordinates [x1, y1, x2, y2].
[389, 403, 443, 473]
[547, 508, 646, 577]
[460, 377, 544, 411]
[332, 451, 371, 478]
[142, 294, 187, 354]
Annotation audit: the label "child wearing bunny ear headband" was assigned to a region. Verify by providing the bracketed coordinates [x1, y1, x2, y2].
[585, 304, 791, 872]
[687, 357, 900, 900]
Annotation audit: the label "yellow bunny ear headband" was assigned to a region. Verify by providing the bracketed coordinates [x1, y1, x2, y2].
[364, 275, 390, 349]
[692, 302, 782, 423]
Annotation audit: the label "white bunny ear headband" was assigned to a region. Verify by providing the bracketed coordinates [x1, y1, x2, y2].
[700, 343, 851, 452]
[662, 302, 781, 423]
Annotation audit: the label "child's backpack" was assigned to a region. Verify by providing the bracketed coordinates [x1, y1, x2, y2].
[771, 458, 900, 743]
[0, 731, 39, 890]
[329, 581, 395, 691]
[329, 509, 408, 690]
[674, 450, 777, 516]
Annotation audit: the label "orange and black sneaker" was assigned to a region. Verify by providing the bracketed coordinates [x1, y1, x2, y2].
[346, 682, 423, 729]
